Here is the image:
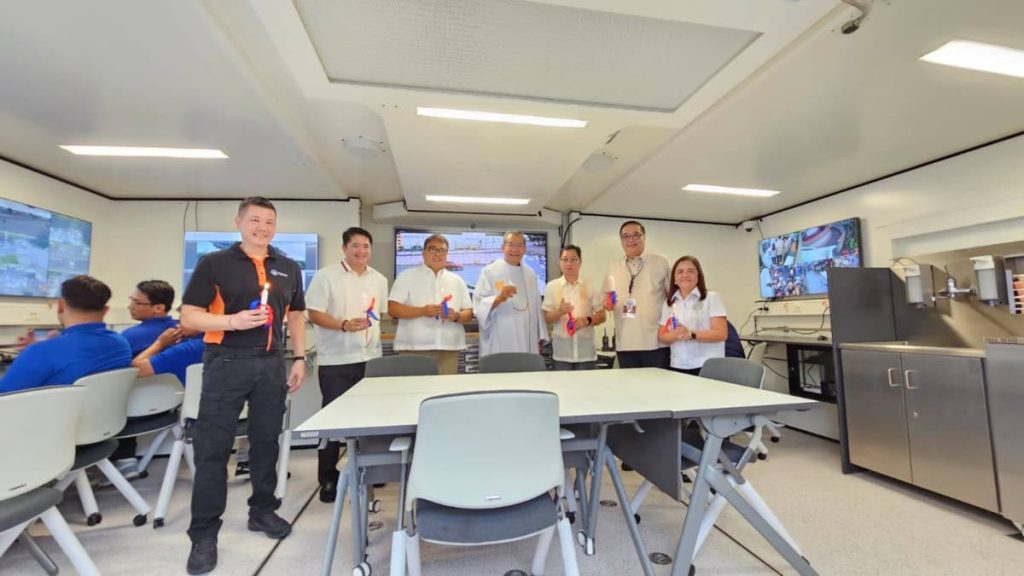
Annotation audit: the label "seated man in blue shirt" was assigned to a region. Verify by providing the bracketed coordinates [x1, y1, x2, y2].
[0, 275, 132, 393]
[122, 280, 179, 356]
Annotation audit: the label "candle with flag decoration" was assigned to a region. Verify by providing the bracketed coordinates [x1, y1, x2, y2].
[566, 310, 578, 336]
[364, 294, 380, 327]
[440, 294, 453, 322]
[260, 282, 270, 307]
[605, 275, 617, 309]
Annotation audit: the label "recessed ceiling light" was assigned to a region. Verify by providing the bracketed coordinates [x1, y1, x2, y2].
[60, 145, 228, 158]
[920, 40, 1024, 79]
[682, 184, 781, 197]
[416, 107, 586, 128]
[425, 195, 530, 206]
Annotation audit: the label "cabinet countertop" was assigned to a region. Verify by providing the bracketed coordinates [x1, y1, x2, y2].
[840, 341, 985, 358]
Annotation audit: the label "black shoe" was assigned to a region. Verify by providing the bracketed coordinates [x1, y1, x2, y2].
[248, 512, 292, 539]
[319, 481, 337, 503]
[621, 462, 634, 472]
[234, 461, 250, 478]
[186, 537, 217, 575]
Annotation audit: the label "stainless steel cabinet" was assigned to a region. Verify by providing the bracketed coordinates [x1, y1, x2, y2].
[841, 348, 998, 512]
[985, 341, 1024, 528]
[843, 349, 912, 483]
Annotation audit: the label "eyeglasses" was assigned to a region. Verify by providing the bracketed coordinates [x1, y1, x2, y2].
[129, 297, 153, 307]
[425, 246, 449, 255]
[505, 243, 526, 249]
[559, 258, 581, 264]
[620, 232, 643, 241]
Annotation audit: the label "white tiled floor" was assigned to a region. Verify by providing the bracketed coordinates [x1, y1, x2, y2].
[3, 431, 1023, 575]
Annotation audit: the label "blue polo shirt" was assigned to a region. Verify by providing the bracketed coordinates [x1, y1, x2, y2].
[0, 322, 133, 393]
[149, 335, 205, 385]
[122, 316, 178, 356]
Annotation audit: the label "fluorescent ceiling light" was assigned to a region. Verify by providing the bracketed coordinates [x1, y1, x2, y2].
[682, 184, 781, 198]
[425, 195, 530, 206]
[417, 107, 586, 128]
[920, 40, 1024, 79]
[60, 145, 228, 158]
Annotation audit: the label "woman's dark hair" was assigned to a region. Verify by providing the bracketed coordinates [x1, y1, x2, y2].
[667, 255, 707, 305]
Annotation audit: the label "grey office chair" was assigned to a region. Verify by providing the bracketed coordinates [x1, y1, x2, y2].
[479, 352, 547, 373]
[389, 391, 579, 576]
[365, 355, 438, 378]
[629, 358, 801, 561]
[0, 386, 99, 576]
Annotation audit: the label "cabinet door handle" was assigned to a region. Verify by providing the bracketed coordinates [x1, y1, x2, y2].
[886, 367, 901, 387]
[904, 369, 919, 390]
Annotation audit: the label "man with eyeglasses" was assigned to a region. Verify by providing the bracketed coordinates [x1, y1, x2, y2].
[388, 233, 472, 375]
[603, 220, 671, 369]
[542, 245, 606, 370]
[473, 230, 548, 356]
[305, 226, 389, 504]
[122, 279, 178, 356]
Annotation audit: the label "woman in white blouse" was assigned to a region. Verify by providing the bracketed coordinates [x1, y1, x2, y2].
[658, 255, 728, 375]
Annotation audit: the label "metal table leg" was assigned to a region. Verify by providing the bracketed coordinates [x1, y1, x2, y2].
[604, 446, 655, 576]
[577, 424, 608, 555]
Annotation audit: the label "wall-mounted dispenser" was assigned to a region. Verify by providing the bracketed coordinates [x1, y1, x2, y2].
[970, 255, 1006, 306]
[903, 264, 936, 308]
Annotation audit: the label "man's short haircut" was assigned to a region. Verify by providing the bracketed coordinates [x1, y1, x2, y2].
[619, 220, 646, 236]
[136, 280, 175, 312]
[61, 275, 112, 312]
[503, 230, 526, 244]
[237, 196, 276, 216]
[423, 233, 449, 249]
[343, 226, 373, 246]
[561, 245, 582, 259]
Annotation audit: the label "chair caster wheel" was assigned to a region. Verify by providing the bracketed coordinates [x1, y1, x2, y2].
[153, 518, 164, 529]
[133, 514, 147, 527]
[757, 452, 767, 461]
[634, 513, 641, 525]
[368, 499, 381, 513]
[352, 560, 371, 576]
[566, 511, 575, 524]
[770, 437, 780, 444]
[86, 513, 102, 526]
[689, 565, 696, 576]
[138, 470, 149, 479]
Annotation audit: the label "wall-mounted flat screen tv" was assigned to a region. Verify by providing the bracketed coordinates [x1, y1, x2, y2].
[183, 231, 319, 290]
[0, 197, 92, 297]
[758, 217, 861, 299]
[395, 228, 547, 295]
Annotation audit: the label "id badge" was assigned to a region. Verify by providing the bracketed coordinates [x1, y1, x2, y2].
[622, 298, 638, 318]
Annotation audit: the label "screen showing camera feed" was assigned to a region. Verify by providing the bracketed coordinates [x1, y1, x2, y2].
[395, 229, 547, 295]
[183, 232, 318, 290]
[758, 218, 861, 299]
[0, 197, 92, 298]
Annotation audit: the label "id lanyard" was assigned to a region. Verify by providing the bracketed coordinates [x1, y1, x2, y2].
[625, 255, 646, 295]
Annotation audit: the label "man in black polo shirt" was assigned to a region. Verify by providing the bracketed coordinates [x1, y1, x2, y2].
[180, 196, 306, 575]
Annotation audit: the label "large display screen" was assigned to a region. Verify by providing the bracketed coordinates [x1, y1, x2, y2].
[395, 228, 547, 295]
[0, 197, 92, 297]
[758, 217, 861, 299]
[183, 232, 319, 289]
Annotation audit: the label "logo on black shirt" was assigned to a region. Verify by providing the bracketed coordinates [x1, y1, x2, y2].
[270, 269, 289, 278]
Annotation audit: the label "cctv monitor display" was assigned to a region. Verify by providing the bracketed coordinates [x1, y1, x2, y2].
[758, 217, 861, 299]
[395, 228, 547, 295]
[0, 197, 92, 298]
[183, 231, 319, 289]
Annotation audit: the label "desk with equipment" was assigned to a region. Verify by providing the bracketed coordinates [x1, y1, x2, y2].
[296, 367, 818, 576]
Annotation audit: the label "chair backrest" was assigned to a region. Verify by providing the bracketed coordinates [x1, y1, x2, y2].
[126, 373, 184, 417]
[699, 357, 765, 389]
[0, 386, 84, 501]
[365, 355, 438, 378]
[182, 363, 205, 421]
[746, 342, 768, 365]
[478, 352, 546, 374]
[406, 391, 563, 511]
[73, 367, 140, 444]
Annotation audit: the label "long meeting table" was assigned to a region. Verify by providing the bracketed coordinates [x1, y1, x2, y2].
[295, 367, 818, 576]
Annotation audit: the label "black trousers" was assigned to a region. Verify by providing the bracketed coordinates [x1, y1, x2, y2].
[670, 366, 702, 376]
[187, 347, 286, 542]
[617, 347, 670, 369]
[317, 362, 366, 486]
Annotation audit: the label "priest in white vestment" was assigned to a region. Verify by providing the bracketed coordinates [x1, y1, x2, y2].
[473, 231, 548, 356]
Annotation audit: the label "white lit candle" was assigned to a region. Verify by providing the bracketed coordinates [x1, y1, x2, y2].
[607, 275, 615, 292]
[260, 282, 270, 306]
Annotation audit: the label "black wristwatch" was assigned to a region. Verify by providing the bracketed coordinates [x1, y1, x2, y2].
[690, 331, 698, 340]
[586, 316, 593, 326]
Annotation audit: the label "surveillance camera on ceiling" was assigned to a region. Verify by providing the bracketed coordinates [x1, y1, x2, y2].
[741, 220, 756, 232]
[839, 0, 871, 35]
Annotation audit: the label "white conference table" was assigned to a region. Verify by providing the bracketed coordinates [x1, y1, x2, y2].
[296, 367, 818, 576]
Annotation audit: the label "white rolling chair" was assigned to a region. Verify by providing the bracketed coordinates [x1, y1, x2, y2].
[746, 341, 767, 365]
[389, 391, 579, 576]
[120, 373, 185, 478]
[629, 358, 800, 562]
[51, 367, 153, 527]
[0, 386, 100, 576]
[153, 363, 293, 528]
[743, 342, 781, 459]
[478, 352, 547, 373]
